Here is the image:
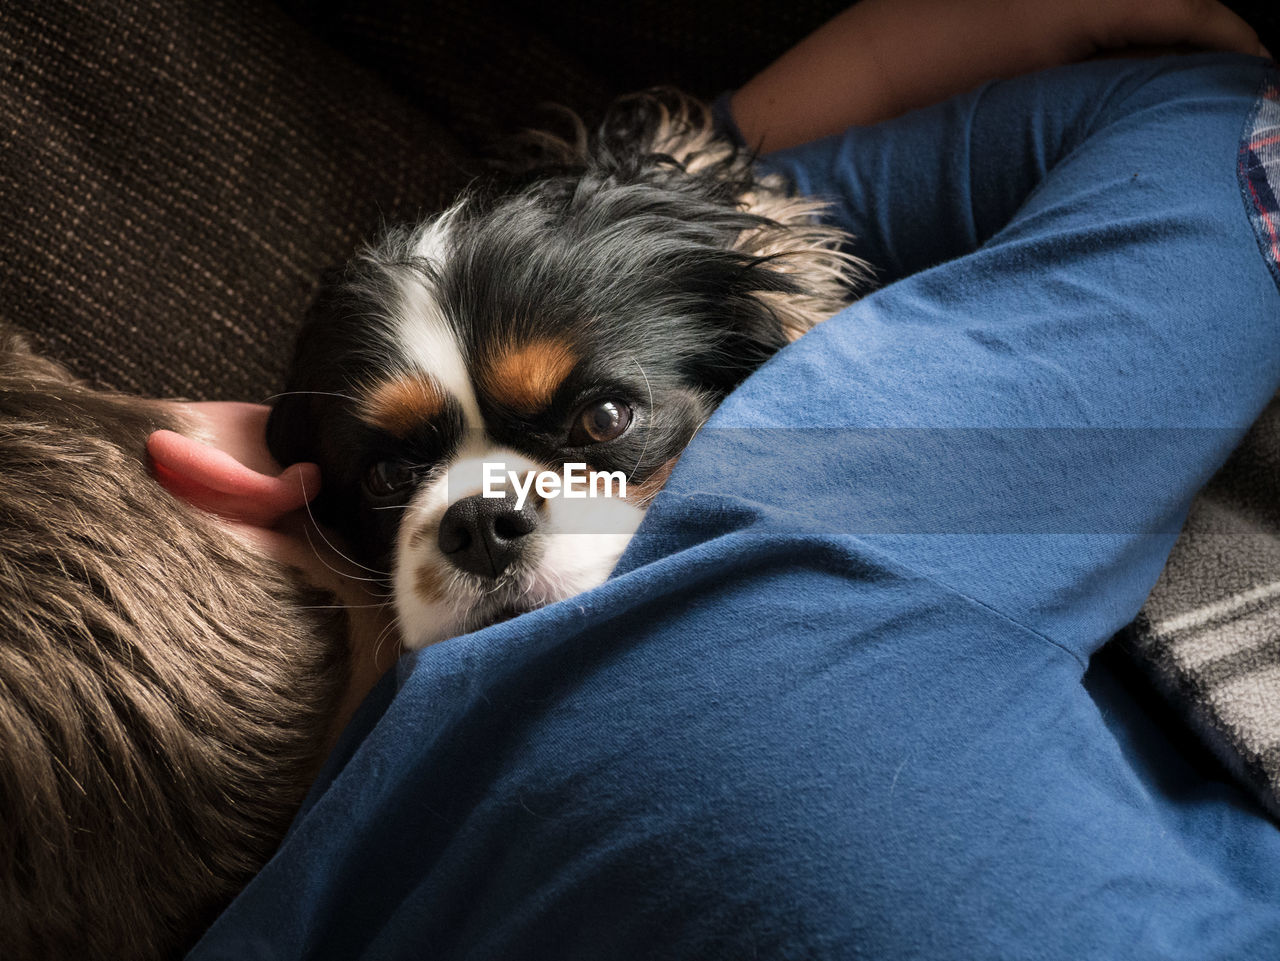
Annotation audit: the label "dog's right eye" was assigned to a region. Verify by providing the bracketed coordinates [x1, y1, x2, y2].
[364, 459, 418, 498]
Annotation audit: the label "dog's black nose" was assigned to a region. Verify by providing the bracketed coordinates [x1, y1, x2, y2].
[437, 492, 539, 578]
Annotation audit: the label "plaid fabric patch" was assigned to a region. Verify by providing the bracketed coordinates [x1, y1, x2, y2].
[1240, 74, 1280, 290]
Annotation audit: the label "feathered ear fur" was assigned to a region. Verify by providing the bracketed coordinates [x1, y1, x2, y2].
[516, 89, 868, 341]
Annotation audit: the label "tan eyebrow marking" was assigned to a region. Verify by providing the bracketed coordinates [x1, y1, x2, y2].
[359, 374, 446, 436]
[481, 338, 578, 413]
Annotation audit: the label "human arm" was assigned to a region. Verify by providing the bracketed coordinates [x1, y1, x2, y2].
[731, 0, 1268, 151]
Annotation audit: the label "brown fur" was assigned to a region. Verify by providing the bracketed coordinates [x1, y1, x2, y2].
[0, 325, 349, 960]
[413, 563, 446, 604]
[360, 372, 448, 435]
[480, 337, 579, 413]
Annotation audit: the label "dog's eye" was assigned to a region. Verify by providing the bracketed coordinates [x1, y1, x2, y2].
[569, 399, 633, 445]
[364, 459, 419, 498]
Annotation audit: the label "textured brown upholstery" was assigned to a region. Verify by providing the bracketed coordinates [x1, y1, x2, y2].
[0, 0, 471, 401]
[3, 0, 1275, 402]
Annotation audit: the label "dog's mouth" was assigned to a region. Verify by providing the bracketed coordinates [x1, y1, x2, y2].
[393, 496, 644, 649]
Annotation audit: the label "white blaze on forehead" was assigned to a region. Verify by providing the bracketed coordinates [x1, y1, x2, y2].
[385, 207, 484, 431]
[410, 202, 462, 263]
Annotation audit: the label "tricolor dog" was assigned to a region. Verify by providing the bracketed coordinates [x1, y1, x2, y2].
[267, 92, 865, 649]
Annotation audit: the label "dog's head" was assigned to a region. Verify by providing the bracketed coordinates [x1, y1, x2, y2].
[268, 92, 863, 649]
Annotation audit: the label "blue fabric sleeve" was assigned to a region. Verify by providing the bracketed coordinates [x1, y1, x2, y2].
[190, 55, 1280, 961]
[720, 54, 1280, 662]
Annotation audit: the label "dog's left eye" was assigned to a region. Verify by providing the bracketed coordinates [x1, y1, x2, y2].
[364, 459, 419, 498]
[569, 399, 633, 445]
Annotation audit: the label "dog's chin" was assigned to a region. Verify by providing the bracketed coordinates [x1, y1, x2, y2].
[472, 600, 539, 631]
[393, 528, 639, 651]
[395, 572, 595, 650]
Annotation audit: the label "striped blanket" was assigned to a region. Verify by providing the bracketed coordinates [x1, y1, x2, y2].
[1130, 393, 1280, 818]
[1126, 79, 1280, 818]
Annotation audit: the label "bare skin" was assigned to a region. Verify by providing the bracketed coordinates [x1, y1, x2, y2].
[732, 0, 1268, 152]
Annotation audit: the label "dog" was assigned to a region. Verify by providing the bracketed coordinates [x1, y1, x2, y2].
[267, 91, 865, 650]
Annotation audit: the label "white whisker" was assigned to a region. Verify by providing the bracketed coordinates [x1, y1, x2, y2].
[629, 355, 655, 481]
[300, 523, 390, 584]
[297, 474, 392, 580]
[260, 389, 361, 405]
[371, 610, 403, 663]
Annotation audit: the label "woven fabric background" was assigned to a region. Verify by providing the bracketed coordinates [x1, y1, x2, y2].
[0, 0, 473, 401]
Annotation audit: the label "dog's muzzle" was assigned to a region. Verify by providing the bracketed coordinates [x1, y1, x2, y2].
[437, 490, 539, 578]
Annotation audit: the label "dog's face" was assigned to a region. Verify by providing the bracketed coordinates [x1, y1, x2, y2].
[268, 93, 861, 649]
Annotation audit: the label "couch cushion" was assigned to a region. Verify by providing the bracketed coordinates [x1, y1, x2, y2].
[0, 0, 470, 401]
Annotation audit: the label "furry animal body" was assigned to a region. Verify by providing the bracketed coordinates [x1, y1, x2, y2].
[268, 92, 865, 649]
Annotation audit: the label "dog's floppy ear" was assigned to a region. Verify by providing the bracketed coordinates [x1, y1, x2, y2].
[502, 89, 724, 177]
[264, 267, 373, 491]
[266, 379, 320, 471]
[729, 198, 870, 342]
[266, 364, 322, 472]
[597, 90, 868, 341]
[267, 264, 395, 528]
